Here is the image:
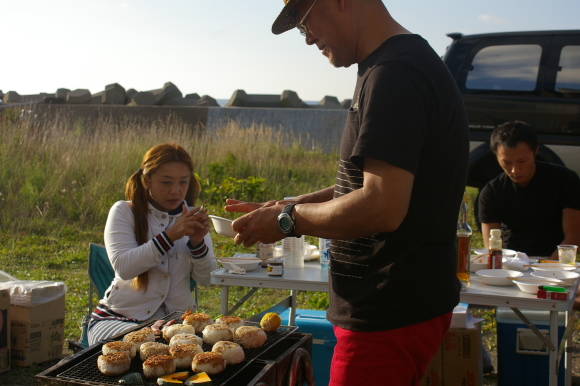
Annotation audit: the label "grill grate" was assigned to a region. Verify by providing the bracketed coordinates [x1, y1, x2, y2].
[56, 312, 297, 386]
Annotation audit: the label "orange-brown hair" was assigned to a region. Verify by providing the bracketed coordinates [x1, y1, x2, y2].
[125, 143, 201, 291]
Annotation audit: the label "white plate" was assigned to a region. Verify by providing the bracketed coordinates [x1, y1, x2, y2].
[472, 248, 517, 257]
[530, 263, 577, 272]
[531, 270, 579, 284]
[475, 269, 523, 286]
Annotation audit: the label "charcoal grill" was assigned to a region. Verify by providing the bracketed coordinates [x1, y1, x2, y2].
[35, 311, 302, 386]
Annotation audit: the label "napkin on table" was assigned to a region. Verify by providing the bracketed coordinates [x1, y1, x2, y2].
[504, 252, 530, 271]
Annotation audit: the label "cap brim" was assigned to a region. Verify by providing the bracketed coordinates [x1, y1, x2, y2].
[272, 0, 302, 35]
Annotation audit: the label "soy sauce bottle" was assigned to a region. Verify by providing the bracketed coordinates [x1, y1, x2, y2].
[487, 229, 503, 269]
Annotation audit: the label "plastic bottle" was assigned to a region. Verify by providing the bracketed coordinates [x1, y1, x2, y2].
[487, 229, 503, 269]
[456, 192, 472, 282]
[319, 238, 330, 269]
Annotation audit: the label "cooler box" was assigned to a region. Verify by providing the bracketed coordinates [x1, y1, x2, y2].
[280, 309, 335, 386]
[496, 307, 566, 386]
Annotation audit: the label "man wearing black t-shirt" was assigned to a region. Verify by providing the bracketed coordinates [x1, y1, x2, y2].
[478, 121, 580, 259]
[225, 1, 469, 385]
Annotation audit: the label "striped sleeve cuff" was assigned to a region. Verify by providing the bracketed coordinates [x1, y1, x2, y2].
[187, 239, 208, 259]
[153, 231, 174, 255]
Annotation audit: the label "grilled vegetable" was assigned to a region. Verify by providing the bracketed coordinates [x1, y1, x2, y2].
[157, 371, 190, 385]
[184, 372, 213, 385]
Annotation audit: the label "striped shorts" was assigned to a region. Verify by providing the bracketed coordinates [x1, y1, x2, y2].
[88, 306, 168, 346]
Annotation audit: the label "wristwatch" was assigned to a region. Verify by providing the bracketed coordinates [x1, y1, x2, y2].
[278, 204, 299, 237]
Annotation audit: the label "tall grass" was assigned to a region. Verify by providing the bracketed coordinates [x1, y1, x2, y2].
[0, 106, 337, 345]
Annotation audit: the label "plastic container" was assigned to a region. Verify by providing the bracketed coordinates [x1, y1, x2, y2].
[496, 307, 566, 386]
[280, 309, 335, 386]
[283, 236, 304, 268]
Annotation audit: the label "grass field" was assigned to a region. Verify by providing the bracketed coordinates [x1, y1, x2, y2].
[0, 106, 487, 380]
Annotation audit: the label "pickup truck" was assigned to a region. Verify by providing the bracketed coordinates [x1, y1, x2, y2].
[442, 30, 580, 190]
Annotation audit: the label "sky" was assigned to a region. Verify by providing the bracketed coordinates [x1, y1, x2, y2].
[2, 0, 579, 103]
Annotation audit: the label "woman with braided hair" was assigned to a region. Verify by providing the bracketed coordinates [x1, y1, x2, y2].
[88, 143, 216, 345]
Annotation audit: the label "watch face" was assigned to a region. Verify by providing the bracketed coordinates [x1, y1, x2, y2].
[279, 216, 292, 232]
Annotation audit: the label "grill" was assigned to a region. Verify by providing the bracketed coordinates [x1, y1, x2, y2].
[38, 311, 298, 386]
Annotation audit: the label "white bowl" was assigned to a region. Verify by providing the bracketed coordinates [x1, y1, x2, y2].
[469, 255, 488, 272]
[530, 263, 577, 272]
[531, 270, 579, 285]
[512, 280, 542, 294]
[476, 269, 523, 286]
[219, 254, 259, 272]
[209, 215, 237, 238]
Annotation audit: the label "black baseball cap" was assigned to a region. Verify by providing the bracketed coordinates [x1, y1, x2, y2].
[272, 0, 305, 35]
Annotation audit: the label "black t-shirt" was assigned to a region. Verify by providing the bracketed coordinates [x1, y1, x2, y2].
[326, 35, 469, 331]
[478, 162, 580, 256]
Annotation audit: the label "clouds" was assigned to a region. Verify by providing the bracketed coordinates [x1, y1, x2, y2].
[478, 14, 507, 24]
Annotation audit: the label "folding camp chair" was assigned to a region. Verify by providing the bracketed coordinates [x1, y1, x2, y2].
[68, 243, 198, 352]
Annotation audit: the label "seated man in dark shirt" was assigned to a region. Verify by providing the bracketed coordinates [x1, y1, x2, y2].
[478, 121, 580, 260]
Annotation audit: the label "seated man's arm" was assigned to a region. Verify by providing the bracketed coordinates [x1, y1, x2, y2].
[549, 208, 580, 260]
[481, 223, 501, 249]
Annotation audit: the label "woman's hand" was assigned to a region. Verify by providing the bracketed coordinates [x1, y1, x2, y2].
[165, 205, 208, 244]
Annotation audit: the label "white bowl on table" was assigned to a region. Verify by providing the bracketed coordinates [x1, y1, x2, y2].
[219, 253, 259, 272]
[530, 263, 577, 272]
[531, 270, 580, 285]
[512, 280, 544, 294]
[209, 215, 237, 238]
[476, 269, 523, 286]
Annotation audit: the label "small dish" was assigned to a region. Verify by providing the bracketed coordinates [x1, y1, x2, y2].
[209, 215, 237, 238]
[530, 263, 577, 272]
[475, 269, 523, 286]
[512, 280, 542, 294]
[531, 270, 580, 285]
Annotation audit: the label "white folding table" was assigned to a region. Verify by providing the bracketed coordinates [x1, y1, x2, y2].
[210, 264, 578, 386]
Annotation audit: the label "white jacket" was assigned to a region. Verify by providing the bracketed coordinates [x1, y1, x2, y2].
[101, 200, 217, 321]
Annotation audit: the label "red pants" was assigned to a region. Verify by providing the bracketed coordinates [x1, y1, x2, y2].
[329, 312, 452, 386]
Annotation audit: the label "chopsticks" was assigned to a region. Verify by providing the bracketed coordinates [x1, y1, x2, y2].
[211, 257, 263, 261]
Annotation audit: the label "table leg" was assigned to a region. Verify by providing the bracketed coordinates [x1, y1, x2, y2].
[289, 289, 298, 326]
[220, 285, 229, 315]
[565, 310, 572, 386]
[549, 310, 558, 386]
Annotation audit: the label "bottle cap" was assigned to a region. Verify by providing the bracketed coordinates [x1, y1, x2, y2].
[490, 229, 501, 237]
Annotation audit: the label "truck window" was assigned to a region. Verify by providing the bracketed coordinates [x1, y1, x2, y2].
[465, 44, 542, 91]
[555, 45, 580, 92]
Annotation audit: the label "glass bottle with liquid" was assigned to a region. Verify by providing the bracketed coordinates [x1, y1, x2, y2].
[487, 229, 503, 269]
[456, 192, 472, 282]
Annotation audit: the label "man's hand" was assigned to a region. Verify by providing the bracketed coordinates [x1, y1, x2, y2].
[231, 204, 287, 247]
